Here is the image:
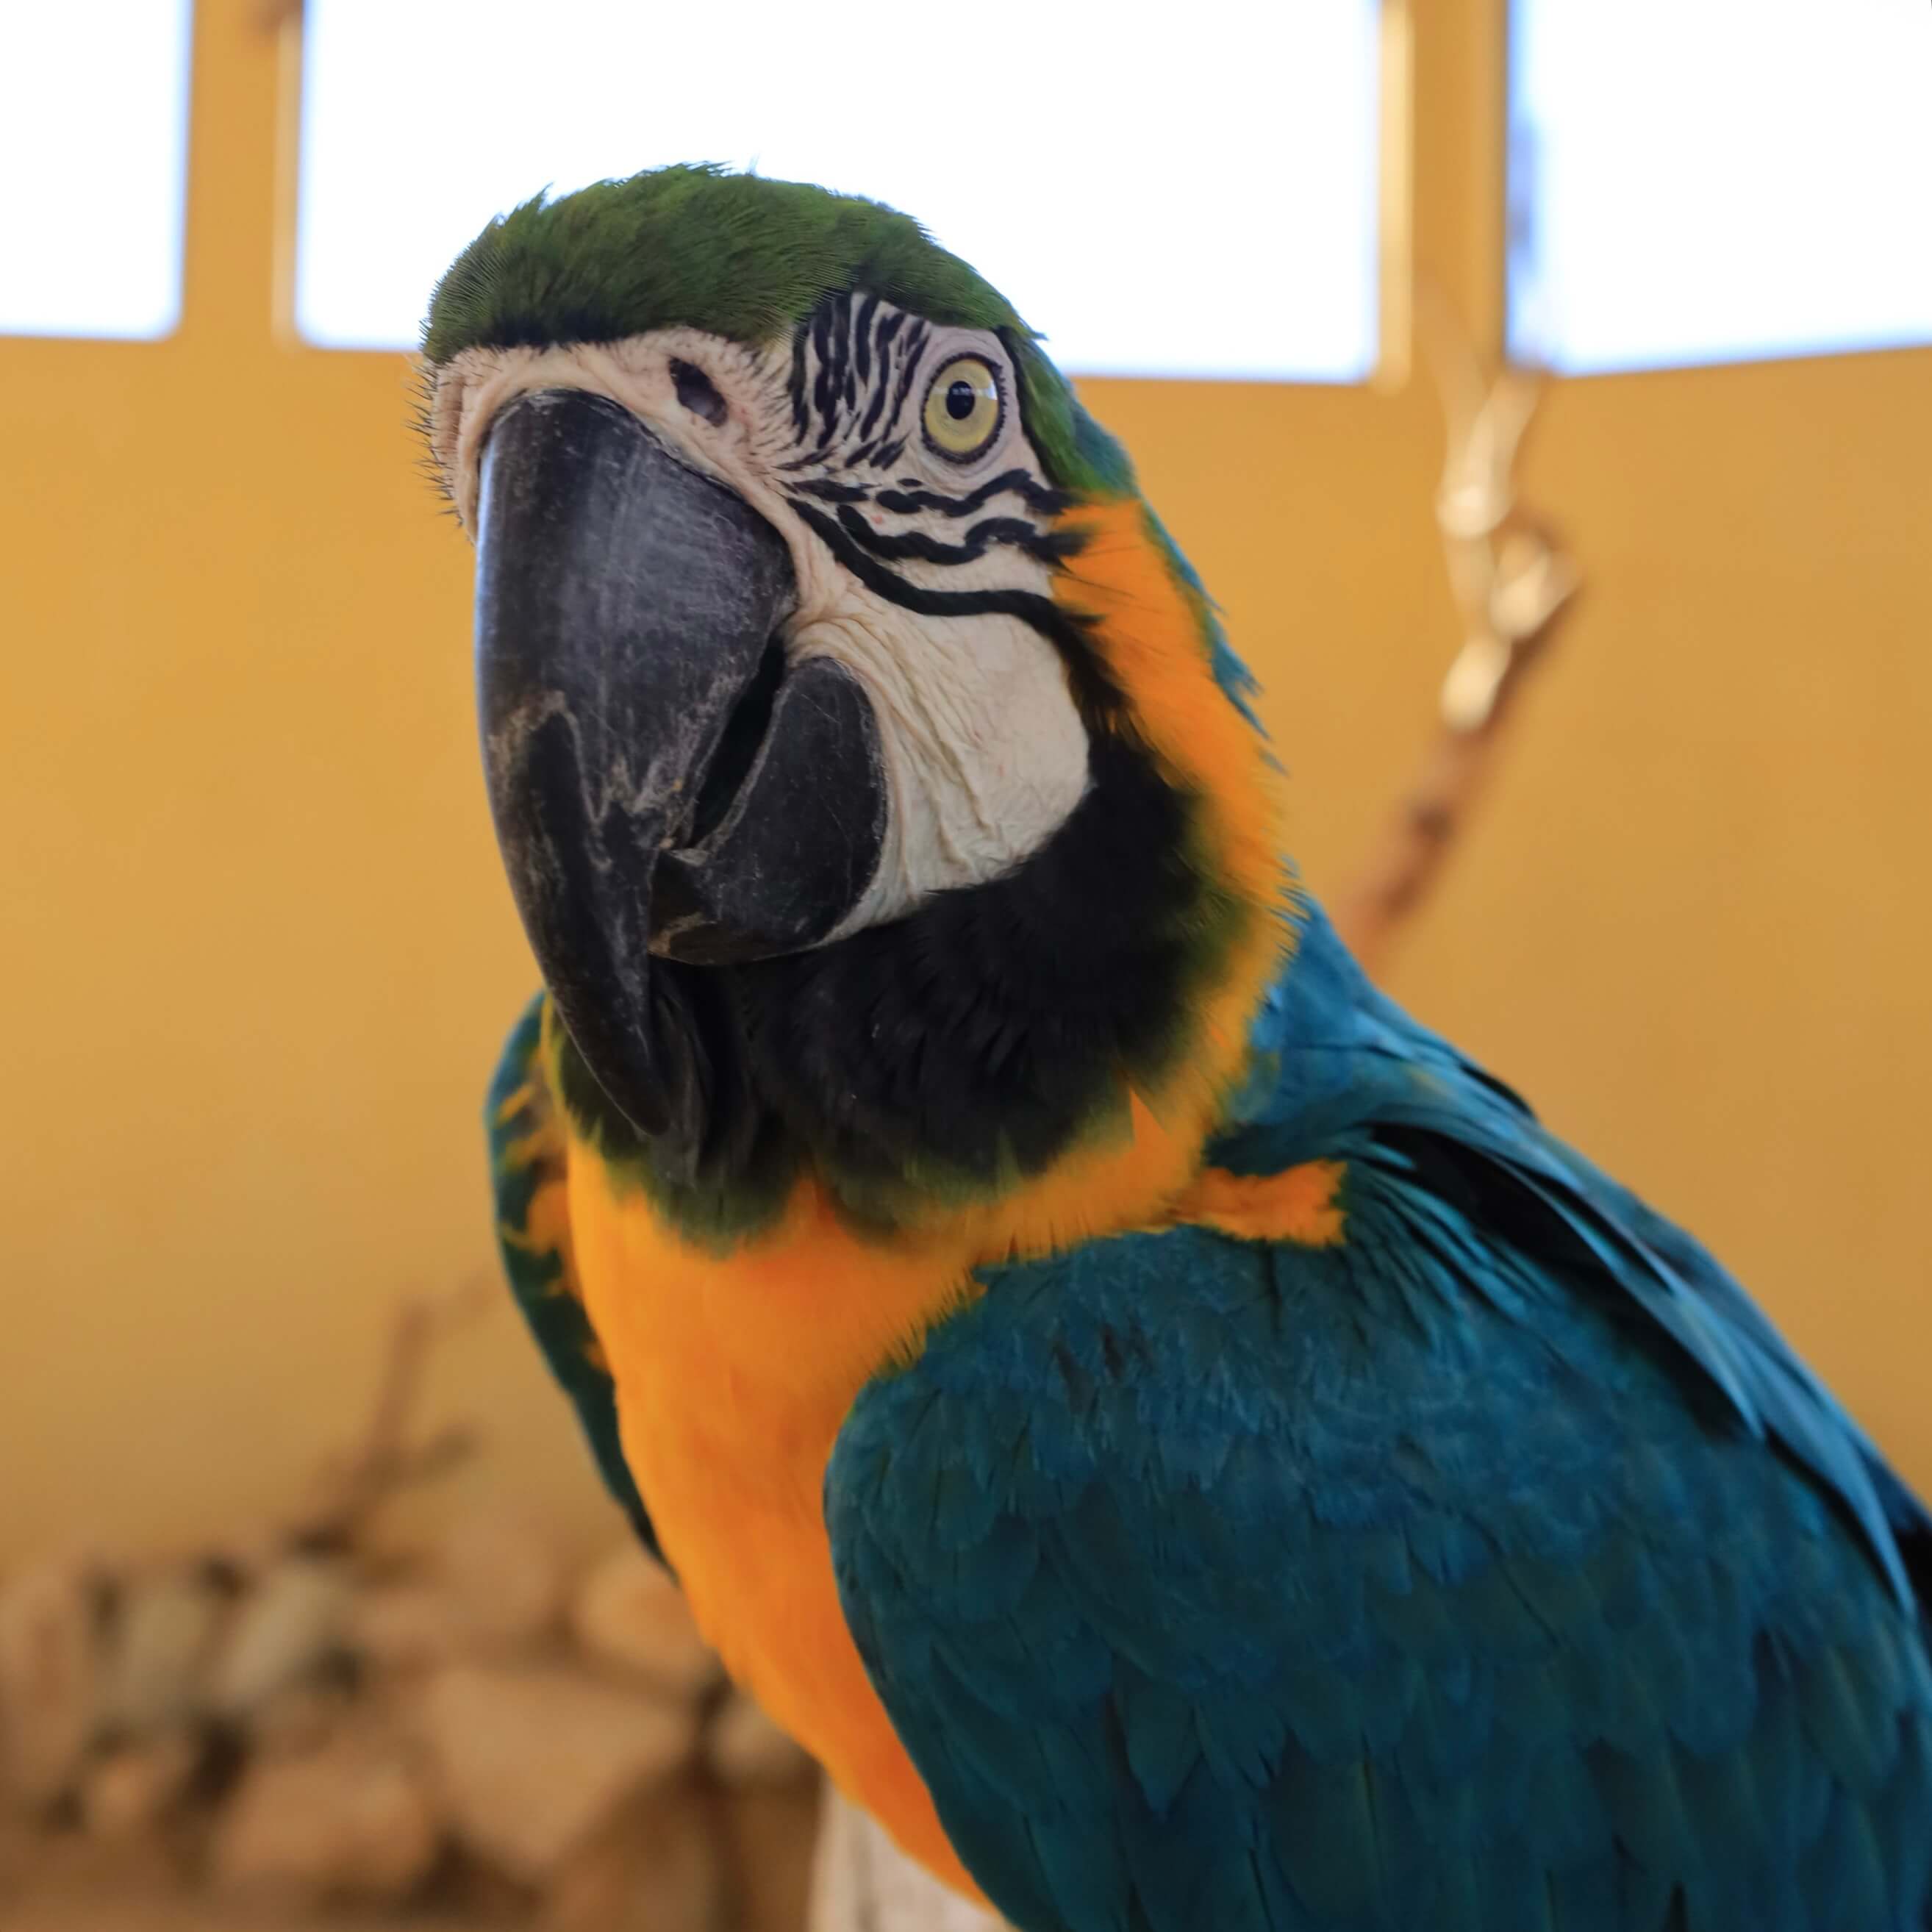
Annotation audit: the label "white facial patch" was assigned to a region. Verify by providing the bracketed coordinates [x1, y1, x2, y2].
[426, 303, 1091, 940]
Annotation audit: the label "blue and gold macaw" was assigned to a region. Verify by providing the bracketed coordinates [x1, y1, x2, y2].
[428, 168, 1932, 1930]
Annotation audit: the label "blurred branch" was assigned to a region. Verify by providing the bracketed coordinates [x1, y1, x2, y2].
[1328, 283, 1581, 980]
[282, 1276, 493, 1554]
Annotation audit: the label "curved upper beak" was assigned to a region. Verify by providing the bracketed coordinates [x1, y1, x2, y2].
[473, 387, 886, 1137]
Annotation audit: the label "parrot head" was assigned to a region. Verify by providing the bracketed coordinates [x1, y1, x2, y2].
[423, 165, 1284, 1239]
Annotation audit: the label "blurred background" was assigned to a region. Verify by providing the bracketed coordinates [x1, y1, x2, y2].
[1, 0, 1928, 1925]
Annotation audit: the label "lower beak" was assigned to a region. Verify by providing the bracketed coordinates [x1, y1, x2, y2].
[473, 387, 885, 1138]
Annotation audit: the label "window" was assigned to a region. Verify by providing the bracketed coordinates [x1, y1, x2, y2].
[0, 0, 194, 340]
[1508, 0, 1932, 376]
[294, 0, 1382, 381]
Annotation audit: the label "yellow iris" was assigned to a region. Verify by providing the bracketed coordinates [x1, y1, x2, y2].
[921, 357, 1001, 459]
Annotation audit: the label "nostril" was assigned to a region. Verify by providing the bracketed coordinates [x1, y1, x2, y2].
[670, 359, 728, 428]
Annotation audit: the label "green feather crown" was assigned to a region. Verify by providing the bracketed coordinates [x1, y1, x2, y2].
[421, 162, 1131, 495]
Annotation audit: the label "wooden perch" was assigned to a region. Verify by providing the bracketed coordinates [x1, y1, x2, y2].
[1328, 291, 1581, 979]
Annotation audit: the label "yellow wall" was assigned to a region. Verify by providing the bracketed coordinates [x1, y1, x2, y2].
[3, 0, 1928, 1557]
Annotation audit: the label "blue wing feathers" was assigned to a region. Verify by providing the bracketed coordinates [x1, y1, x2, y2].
[829, 906, 1932, 1931]
[1230, 906, 1926, 1606]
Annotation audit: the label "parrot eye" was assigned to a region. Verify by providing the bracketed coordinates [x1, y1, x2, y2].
[921, 355, 1003, 462]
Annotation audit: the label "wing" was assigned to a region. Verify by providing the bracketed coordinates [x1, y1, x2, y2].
[1216, 901, 1932, 1609]
[488, 993, 660, 1560]
[828, 1145, 1932, 1932]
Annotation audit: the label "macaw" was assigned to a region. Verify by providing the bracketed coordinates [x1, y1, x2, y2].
[424, 166, 1932, 1931]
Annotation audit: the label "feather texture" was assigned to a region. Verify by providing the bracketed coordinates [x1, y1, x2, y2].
[487, 994, 659, 1559]
[444, 169, 1932, 1924]
[828, 904, 1932, 1931]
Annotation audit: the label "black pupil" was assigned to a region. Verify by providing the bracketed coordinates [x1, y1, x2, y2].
[945, 378, 979, 421]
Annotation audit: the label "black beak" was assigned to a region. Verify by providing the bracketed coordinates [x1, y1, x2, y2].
[475, 388, 886, 1139]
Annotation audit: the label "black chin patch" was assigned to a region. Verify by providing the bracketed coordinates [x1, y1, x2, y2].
[566, 723, 1220, 1238]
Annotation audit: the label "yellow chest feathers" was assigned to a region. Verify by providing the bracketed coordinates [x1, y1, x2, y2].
[562, 1056, 1266, 1890]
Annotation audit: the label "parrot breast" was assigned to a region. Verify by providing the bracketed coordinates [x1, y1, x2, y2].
[543, 498, 1293, 1883]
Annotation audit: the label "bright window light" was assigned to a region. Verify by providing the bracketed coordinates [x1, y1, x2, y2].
[1509, 0, 1932, 376]
[0, 0, 194, 340]
[296, 1, 1381, 382]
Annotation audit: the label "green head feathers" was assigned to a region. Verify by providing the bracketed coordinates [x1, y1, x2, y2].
[423, 163, 1018, 361]
[422, 163, 1131, 495]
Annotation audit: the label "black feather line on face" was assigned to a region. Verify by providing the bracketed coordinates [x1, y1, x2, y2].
[793, 479, 872, 504]
[778, 441, 840, 473]
[854, 293, 879, 386]
[873, 469, 1069, 520]
[840, 299, 861, 412]
[810, 298, 843, 441]
[887, 320, 929, 436]
[787, 329, 810, 442]
[787, 500, 1123, 725]
[817, 501, 1081, 570]
[857, 312, 905, 443]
